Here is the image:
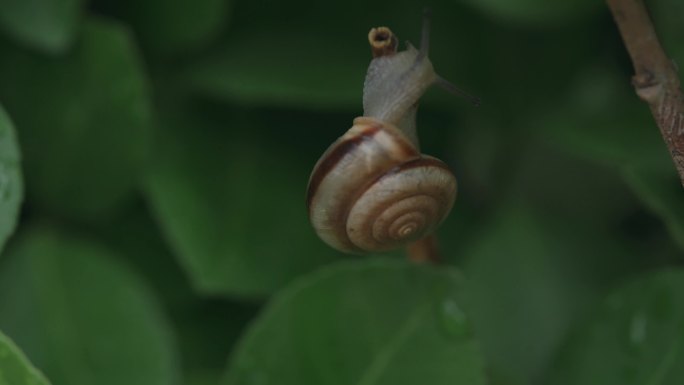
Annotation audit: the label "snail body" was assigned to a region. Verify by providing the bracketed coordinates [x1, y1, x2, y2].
[307, 18, 468, 254]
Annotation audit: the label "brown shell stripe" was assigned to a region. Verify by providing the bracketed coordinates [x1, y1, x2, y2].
[382, 157, 453, 178]
[306, 124, 382, 210]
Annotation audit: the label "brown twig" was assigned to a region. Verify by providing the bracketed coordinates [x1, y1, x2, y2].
[606, 0, 684, 186]
[406, 235, 442, 264]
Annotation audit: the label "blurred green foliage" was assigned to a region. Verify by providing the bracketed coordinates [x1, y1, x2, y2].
[0, 18, 151, 221]
[0, 106, 22, 253]
[0, 0, 82, 53]
[0, 224, 180, 385]
[547, 269, 684, 385]
[0, 330, 51, 385]
[0, 0, 682, 385]
[225, 260, 487, 385]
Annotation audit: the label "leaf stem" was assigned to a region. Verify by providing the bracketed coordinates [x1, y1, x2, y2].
[406, 235, 442, 264]
[606, 0, 684, 187]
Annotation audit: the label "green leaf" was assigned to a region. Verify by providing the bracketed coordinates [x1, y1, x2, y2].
[537, 63, 684, 250]
[144, 104, 342, 298]
[539, 63, 663, 168]
[175, 301, 258, 385]
[187, 28, 366, 109]
[223, 259, 487, 385]
[0, 330, 51, 385]
[461, 206, 629, 385]
[184, 1, 482, 110]
[0, 105, 22, 254]
[460, 0, 601, 25]
[0, 224, 181, 385]
[102, 0, 230, 55]
[91, 200, 259, 383]
[546, 268, 684, 385]
[651, 0, 684, 69]
[0, 17, 152, 221]
[92, 200, 196, 308]
[0, 0, 83, 53]
[622, 163, 684, 251]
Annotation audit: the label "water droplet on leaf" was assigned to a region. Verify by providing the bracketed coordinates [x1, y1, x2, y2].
[627, 311, 648, 350]
[439, 298, 471, 339]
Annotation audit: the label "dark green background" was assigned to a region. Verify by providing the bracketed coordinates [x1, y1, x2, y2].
[0, 0, 683, 384]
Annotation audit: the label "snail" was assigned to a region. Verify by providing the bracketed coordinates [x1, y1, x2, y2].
[306, 13, 477, 254]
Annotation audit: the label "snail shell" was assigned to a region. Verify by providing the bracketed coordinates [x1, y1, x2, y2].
[307, 18, 465, 254]
[306, 117, 456, 254]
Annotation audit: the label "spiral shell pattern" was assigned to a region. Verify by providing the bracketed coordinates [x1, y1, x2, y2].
[306, 117, 457, 254]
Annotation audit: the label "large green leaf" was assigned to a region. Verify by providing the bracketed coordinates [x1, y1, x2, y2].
[0, 106, 22, 254]
[223, 259, 487, 385]
[461, 206, 644, 385]
[0, 224, 181, 385]
[546, 269, 684, 385]
[91, 200, 259, 384]
[651, 0, 684, 68]
[538, 63, 684, 251]
[145, 103, 343, 298]
[176, 300, 258, 385]
[539, 63, 662, 167]
[0, 17, 151, 221]
[187, 26, 370, 110]
[0, 0, 83, 53]
[93, 200, 196, 308]
[460, 0, 600, 25]
[99, 0, 230, 55]
[0, 330, 51, 385]
[622, 163, 684, 252]
[185, 1, 482, 110]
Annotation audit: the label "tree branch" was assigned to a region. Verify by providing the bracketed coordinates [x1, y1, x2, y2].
[606, 0, 684, 186]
